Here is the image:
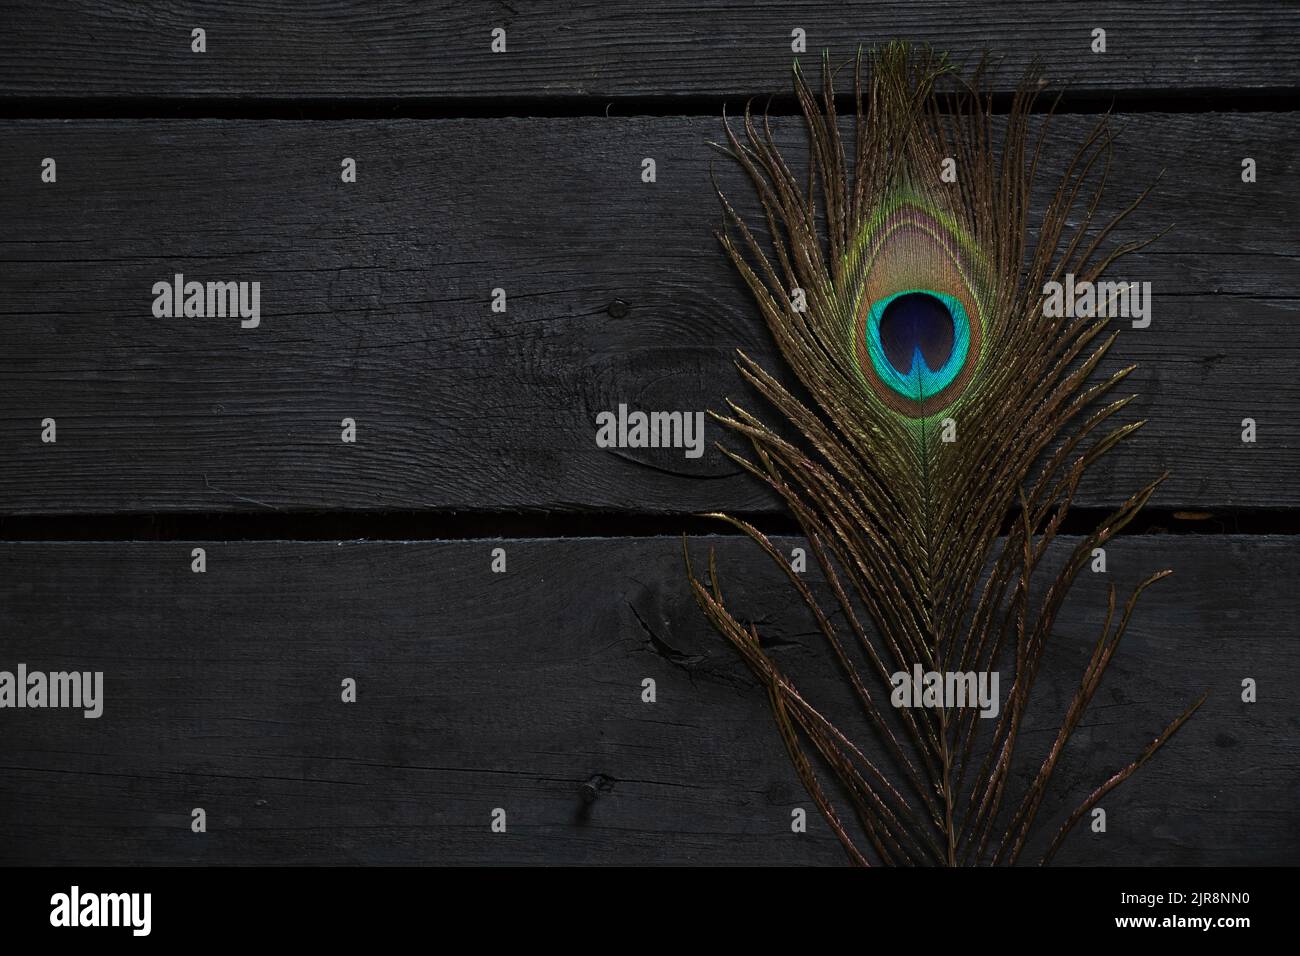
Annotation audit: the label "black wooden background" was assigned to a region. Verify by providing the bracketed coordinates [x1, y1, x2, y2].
[0, 2, 1296, 866]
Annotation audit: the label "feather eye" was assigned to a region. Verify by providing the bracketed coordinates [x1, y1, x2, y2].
[852, 200, 985, 417]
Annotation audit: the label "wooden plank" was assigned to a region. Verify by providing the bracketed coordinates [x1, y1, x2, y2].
[0, 114, 1294, 515]
[0, 535, 1292, 865]
[0, 2, 1296, 101]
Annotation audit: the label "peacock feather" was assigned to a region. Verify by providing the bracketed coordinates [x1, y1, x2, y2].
[685, 42, 1204, 866]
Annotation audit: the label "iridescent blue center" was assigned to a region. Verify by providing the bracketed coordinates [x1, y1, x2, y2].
[865, 289, 970, 400]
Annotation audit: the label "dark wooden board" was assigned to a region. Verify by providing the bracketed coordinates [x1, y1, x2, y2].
[0, 535, 1294, 866]
[1, 114, 1295, 515]
[0, 2, 1297, 101]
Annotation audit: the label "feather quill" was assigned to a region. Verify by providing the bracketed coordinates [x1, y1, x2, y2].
[686, 42, 1204, 866]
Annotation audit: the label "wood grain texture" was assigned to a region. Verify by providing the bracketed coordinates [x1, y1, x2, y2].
[0, 535, 1294, 866]
[0, 1, 1297, 100]
[0, 114, 1295, 515]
